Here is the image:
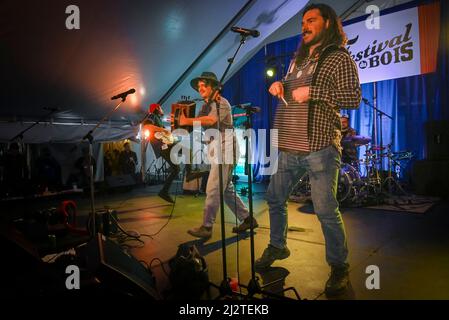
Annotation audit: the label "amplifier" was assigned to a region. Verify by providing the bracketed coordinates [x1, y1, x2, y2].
[411, 160, 449, 198]
[425, 120, 449, 160]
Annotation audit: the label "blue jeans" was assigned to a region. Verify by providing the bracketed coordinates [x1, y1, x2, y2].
[203, 163, 249, 227]
[266, 146, 349, 269]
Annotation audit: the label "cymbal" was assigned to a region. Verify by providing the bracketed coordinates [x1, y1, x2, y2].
[392, 151, 414, 160]
[342, 135, 372, 146]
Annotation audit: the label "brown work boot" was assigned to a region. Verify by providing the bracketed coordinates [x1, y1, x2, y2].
[232, 216, 259, 233]
[187, 225, 212, 238]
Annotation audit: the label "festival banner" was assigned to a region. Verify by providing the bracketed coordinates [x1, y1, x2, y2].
[344, 2, 440, 84]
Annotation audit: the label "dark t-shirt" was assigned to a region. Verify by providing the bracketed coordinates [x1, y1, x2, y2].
[75, 155, 96, 177]
[120, 150, 138, 174]
[341, 127, 358, 163]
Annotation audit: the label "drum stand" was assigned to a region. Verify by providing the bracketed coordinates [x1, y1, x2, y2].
[382, 146, 409, 197]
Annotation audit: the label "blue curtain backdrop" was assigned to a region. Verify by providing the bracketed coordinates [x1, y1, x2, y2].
[222, 0, 448, 181]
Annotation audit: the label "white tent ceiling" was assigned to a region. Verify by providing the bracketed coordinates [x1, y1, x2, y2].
[0, 0, 413, 142]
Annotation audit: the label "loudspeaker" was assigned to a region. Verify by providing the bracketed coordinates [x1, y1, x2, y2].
[79, 235, 158, 298]
[425, 120, 449, 160]
[105, 174, 136, 190]
[411, 160, 449, 198]
[0, 225, 53, 296]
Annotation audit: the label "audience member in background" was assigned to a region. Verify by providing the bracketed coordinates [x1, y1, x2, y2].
[104, 149, 114, 177]
[34, 147, 62, 192]
[68, 147, 96, 189]
[119, 142, 138, 175]
[0, 142, 29, 196]
[111, 149, 121, 175]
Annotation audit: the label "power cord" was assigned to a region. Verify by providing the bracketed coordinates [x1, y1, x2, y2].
[147, 174, 180, 237]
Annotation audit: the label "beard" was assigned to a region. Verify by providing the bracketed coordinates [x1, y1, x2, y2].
[303, 28, 326, 48]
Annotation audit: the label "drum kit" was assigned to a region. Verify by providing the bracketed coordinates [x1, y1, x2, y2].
[290, 135, 414, 206]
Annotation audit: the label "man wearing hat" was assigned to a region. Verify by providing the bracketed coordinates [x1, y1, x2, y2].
[179, 71, 258, 238]
[144, 103, 180, 203]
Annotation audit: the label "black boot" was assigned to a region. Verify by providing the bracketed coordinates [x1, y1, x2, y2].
[325, 266, 349, 297]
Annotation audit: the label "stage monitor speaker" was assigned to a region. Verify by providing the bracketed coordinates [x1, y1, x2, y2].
[0, 225, 50, 296]
[168, 244, 209, 299]
[411, 160, 449, 198]
[425, 120, 449, 160]
[105, 174, 136, 190]
[80, 235, 158, 299]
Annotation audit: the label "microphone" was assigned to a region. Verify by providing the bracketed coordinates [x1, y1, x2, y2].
[234, 103, 261, 113]
[231, 26, 260, 38]
[111, 88, 136, 101]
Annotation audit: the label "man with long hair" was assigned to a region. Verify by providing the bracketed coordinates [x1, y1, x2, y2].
[255, 4, 361, 297]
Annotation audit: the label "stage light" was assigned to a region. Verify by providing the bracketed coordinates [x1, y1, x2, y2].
[144, 129, 150, 139]
[266, 68, 275, 78]
[130, 94, 138, 105]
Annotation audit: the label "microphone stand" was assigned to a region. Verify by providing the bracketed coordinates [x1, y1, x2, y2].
[204, 33, 251, 299]
[9, 108, 59, 142]
[363, 98, 393, 197]
[207, 34, 298, 300]
[239, 107, 260, 295]
[83, 97, 128, 237]
[8, 108, 60, 188]
[233, 105, 299, 300]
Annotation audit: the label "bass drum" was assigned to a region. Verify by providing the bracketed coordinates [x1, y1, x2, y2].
[337, 163, 361, 203]
[290, 163, 362, 205]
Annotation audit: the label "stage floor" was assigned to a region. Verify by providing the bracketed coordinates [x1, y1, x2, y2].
[72, 181, 449, 300]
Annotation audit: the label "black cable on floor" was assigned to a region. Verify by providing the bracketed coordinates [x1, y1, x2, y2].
[147, 174, 180, 237]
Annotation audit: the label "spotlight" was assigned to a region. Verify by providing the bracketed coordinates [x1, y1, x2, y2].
[266, 68, 275, 78]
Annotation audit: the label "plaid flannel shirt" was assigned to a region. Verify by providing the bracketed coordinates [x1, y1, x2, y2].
[306, 45, 362, 153]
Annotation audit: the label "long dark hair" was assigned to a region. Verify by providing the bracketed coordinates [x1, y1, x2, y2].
[295, 3, 347, 65]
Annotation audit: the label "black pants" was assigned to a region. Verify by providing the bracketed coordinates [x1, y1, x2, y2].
[160, 146, 180, 193]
